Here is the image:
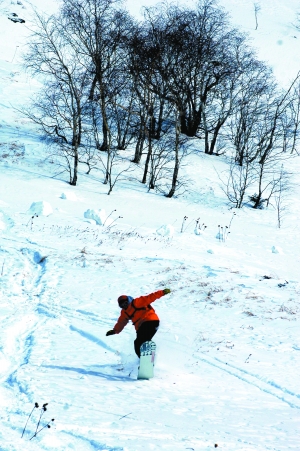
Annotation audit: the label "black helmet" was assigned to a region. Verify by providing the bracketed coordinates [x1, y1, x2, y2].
[118, 295, 128, 307]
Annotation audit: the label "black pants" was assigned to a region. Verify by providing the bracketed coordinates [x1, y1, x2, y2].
[134, 320, 159, 357]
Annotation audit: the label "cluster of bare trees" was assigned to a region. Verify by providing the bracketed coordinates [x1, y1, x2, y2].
[23, 0, 300, 204]
[220, 71, 300, 209]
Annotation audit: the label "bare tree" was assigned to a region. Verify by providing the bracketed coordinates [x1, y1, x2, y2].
[218, 157, 256, 208]
[147, 135, 174, 191]
[98, 149, 133, 195]
[248, 74, 300, 208]
[225, 67, 300, 209]
[60, 0, 137, 188]
[227, 60, 273, 166]
[273, 166, 292, 228]
[110, 89, 136, 151]
[151, 0, 243, 146]
[285, 79, 300, 154]
[128, 19, 173, 170]
[254, 3, 261, 30]
[201, 37, 267, 156]
[23, 12, 90, 185]
[61, 0, 133, 151]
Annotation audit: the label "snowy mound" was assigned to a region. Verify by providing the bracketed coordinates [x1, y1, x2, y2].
[0, 209, 14, 231]
[60, 191, 77, 201]
[84, 208, 107, 225]
[272, 245, 283, 254]
[28, 201, 53, 216]
[0, 215, 6, 231]
[156, 224, 174, 237]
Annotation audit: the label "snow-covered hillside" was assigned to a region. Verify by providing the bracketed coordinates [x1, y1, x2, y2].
[0, 0, 300, 450]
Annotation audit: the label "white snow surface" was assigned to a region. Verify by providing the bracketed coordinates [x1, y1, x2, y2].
[61, 192, 78, 202]
[0, 0, 300, 450]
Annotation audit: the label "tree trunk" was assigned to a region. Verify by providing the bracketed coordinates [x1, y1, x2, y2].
[253, 165, 264, 208]
[201, 107, 210, 154]
[155, 98, 165, 139]
[181, 113, 201, 137]
[70, 146, 78, 186]
[132, 135, 144, 164]
[166, 110, 181, 198]
[208, 119, 226, 154]
[101, 116, 109, 151]
[142, 134, 152, 184]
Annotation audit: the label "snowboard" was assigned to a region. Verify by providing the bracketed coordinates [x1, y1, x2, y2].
[137, 340, 156, 380]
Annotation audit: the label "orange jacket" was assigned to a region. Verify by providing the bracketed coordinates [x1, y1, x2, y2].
[113, 290, 164, 333]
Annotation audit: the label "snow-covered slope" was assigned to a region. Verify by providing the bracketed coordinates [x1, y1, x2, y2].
[0, 1, 300, 450]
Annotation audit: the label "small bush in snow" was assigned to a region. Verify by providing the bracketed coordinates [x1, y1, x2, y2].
[249, 193, 267, 209]
[216, 225, 230, 242]
[194, 218, 207, 236]
[180, 216, 188, 233]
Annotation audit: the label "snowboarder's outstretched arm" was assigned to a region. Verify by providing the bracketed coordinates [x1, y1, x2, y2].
[133, 288, 170, 308]
[106, 311, 129, 335]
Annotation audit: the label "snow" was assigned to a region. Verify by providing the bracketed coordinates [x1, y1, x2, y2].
[28, 201, 53, 217]
[0, 0, 300, 450]
[61, 192, 78, 202]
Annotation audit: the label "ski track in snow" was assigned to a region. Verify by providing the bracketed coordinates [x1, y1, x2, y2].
[197, 354, 300, 410]
[0, 246, 61, 394]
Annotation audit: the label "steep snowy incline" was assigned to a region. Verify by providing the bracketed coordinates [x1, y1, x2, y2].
[0, 205, 299, 450]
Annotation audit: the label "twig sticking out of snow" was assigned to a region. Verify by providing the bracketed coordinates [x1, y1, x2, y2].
[228, 211, 236, 229]
[216, 225, 230, 242]
[21, 402, 55, 441]
[194, 218, 207, 235]
[21, 402, 39, 438]
[106, 216, 123, 230]
[245, 353, 252, 363]
[103, 209, 117, 226]
[180, 216, 188, 233]
[26, 213, 38, 230]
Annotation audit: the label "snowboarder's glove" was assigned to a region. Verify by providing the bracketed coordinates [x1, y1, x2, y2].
[163, 288, 171, 295]
[106, 330, 116, 336]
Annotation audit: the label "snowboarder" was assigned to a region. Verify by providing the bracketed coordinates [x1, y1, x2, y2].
[106, 288, 171, 357]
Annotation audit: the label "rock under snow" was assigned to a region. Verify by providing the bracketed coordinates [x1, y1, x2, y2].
[156, 224, 174, 237]
[28, 201, 53, 216]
